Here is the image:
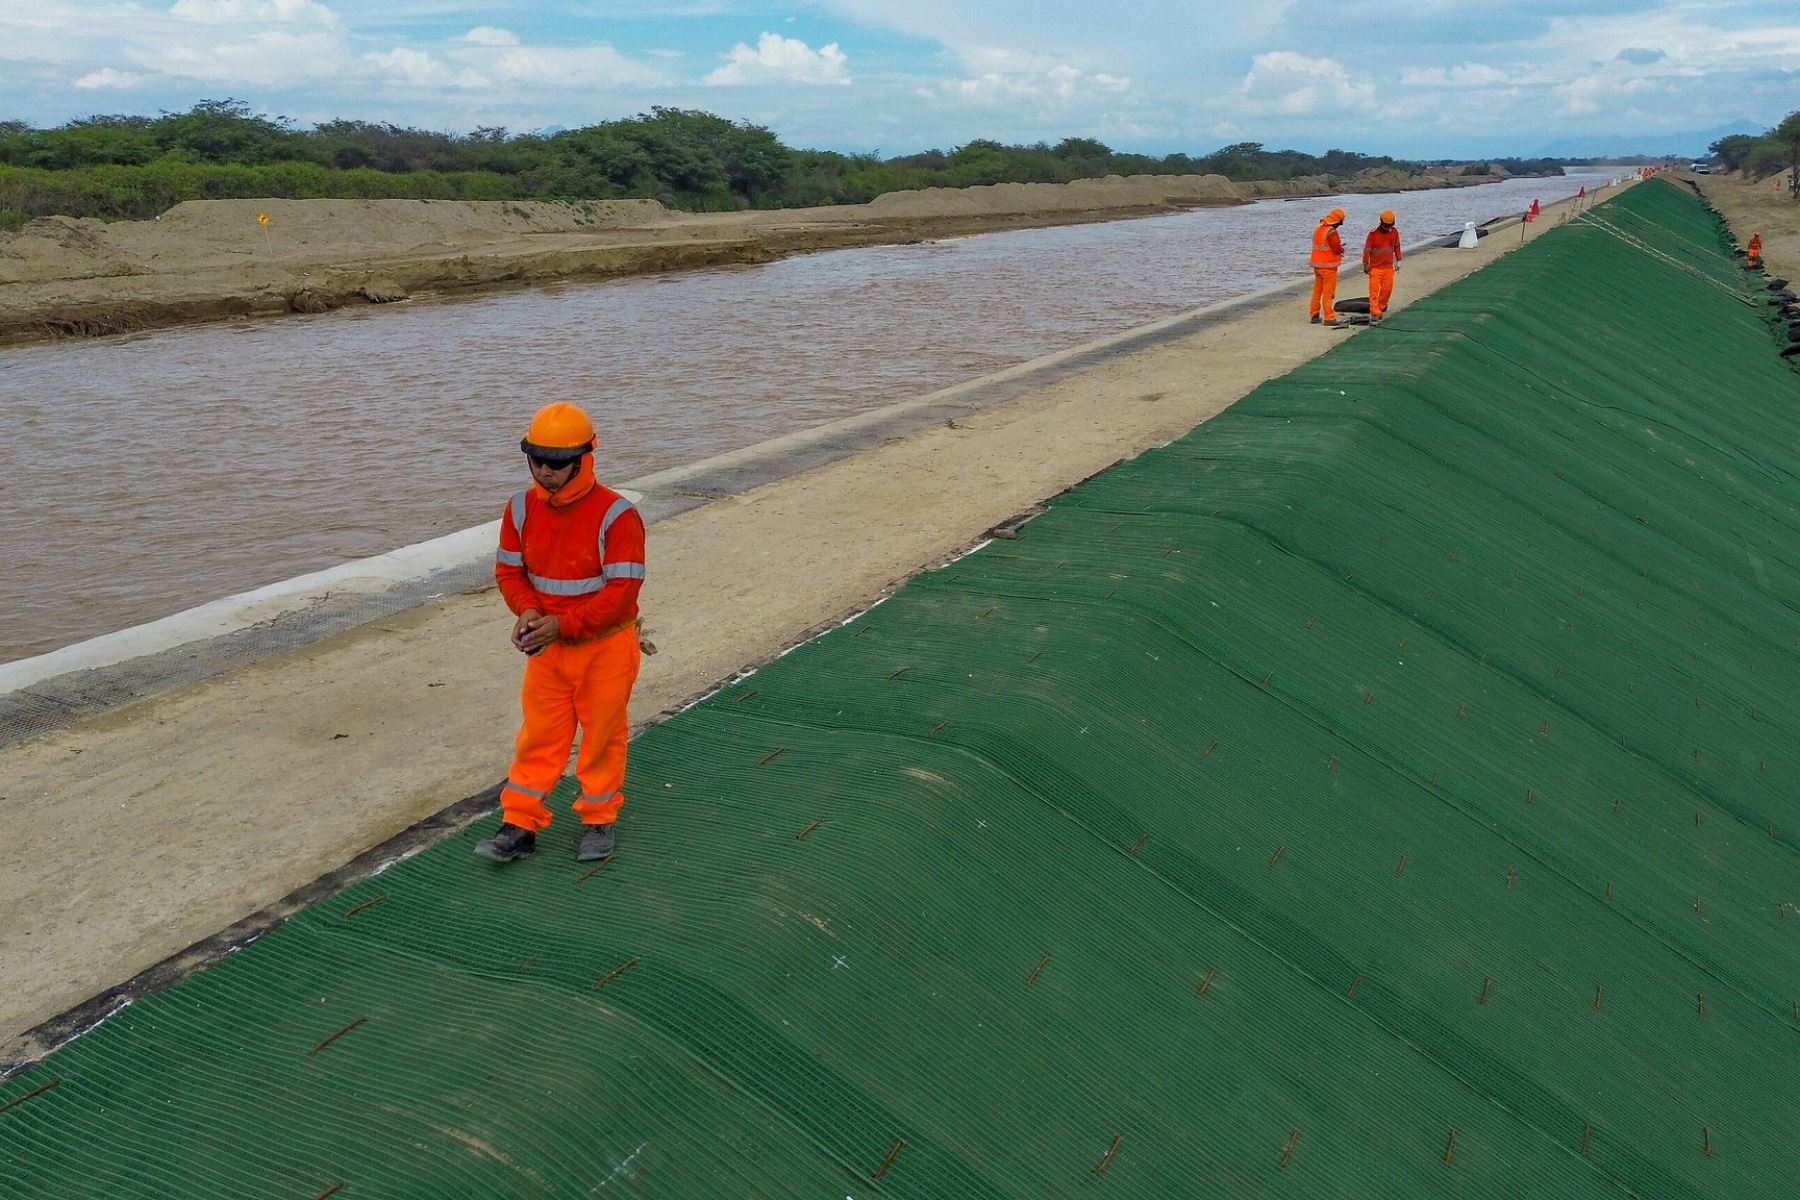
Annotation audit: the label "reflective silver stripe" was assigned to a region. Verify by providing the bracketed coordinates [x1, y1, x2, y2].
[581, 790, 619, 805]
[495, 549, 523, 566]
[599, 497, 634, 542]
[528, 573, 605, 596]
[502, 780, 547, 798]
[510, 491, 527, 538]
[596, 495, 635, 561]
[603, 561, 646, 581]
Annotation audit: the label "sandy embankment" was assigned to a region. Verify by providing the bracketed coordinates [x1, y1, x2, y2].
[0, 166, 1497, 344]
[0, 183, 1606, 1065]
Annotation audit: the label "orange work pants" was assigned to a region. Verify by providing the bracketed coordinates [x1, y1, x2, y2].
[1367, 266, 1395, 319]
[1310, 267, 1338, 320]
[501, 627, 641, 831]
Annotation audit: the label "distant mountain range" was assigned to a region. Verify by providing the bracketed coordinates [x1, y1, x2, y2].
[1533, 120, 1766, 160]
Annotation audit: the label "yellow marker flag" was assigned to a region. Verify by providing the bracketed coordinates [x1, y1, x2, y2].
[257, 212, 271, 225]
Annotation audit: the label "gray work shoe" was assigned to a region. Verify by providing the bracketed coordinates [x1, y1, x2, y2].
[475, 822, 536, 863]
[578, 823, 617, 862]
[1309, 314, 1322, 324]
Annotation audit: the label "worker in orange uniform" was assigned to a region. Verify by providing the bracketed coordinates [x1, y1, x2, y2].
[1747, 233, 1762, 269]
[476, 401, 646, 865]
[1362, 210, 1402, 325]
[1309, 207, 1346, 324]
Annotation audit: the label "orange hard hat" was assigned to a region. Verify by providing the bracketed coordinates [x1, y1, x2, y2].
[521, 401, 597, 462]
[1325, 208, 1346, 223]
[1380, 210, 1396, 225]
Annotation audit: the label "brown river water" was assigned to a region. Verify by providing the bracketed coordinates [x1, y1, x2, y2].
[0, 173, 1608, 664]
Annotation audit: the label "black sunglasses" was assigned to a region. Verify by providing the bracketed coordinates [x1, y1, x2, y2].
[527, 453, 581, 472]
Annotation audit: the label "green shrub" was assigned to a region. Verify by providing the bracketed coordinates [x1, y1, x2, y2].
[0, 98, 1554, 221]
[1745, 142, 1788, 181]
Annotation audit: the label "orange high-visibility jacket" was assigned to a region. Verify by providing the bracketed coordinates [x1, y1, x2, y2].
[1363, 226, 1403, 269]
[496, 479, 645, 638]
[1749, 236, 1763, 254]
[1310, 222, 1343, 268]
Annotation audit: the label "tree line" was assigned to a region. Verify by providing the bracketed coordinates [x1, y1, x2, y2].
[0, 99, 1562, 229]
[1708, 111, 1800, 187]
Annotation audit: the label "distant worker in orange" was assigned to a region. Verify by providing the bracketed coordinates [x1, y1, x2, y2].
[1309, 207, 1346, 324]
[1747, 233, 1763, 269]
[477, 401, 646, 866]
[1362, 210, 1402, 324]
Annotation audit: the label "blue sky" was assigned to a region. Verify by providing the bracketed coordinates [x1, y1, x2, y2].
[2, 1, 1796, 157]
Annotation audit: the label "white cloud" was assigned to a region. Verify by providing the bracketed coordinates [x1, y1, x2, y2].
[818, 0, 1280, 78]
[1239, 51, 1374, 114]
[1552, 72, 1667, 118]
[487, 44, 664, 88]
[168, 0, 337, 24]
[146, 28, 347, 85]
[1532, 9, 1800, 77]
[705, 32, 849, 86]
[1046, 64, 1081, 97]
[461, 26, 518, 48]
[73, 66, 143, 88]
[1401, 63, 1508, 87]
[365, 47, 456, 87]
[928, 49, 1132, 107]
[960, 46, 1052, 74]
[937, 73, 1029, 102]
[1556, 75, 1605, 117]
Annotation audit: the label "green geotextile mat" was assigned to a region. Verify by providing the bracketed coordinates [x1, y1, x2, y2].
[7, 179, 1800, 1199]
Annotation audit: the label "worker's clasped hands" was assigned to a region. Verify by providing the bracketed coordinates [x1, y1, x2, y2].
[512, 609, 561, 655]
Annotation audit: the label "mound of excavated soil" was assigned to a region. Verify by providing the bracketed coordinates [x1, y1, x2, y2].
[0, 217, 141, 286]
[0, 198, 670, 286]
[867, 172, 1244, 217]
[152, 197, 667, 247]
